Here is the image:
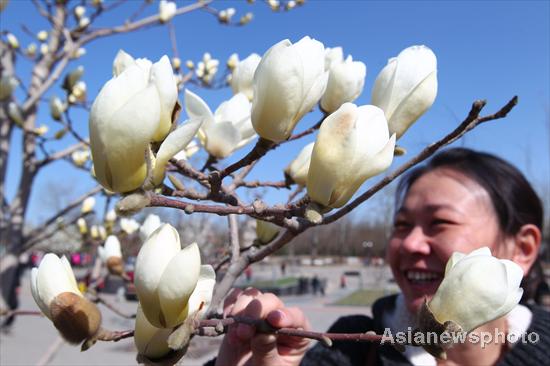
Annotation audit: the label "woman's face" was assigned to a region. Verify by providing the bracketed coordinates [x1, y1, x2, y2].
[387, 168, 508, 313]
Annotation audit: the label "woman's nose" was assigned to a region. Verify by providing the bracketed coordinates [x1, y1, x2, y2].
[400, 226, 431, 255]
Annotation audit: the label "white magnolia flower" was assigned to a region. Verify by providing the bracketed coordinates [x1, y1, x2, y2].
[256, 220, 280, 245]
[226, 53, 239, 70]
[98, 235, 124, 275]
[34, 124, 48, 136]
[0, 75, 19, 100]
[68, 80, 86, 103]
[8, 102, 23, 126]
[71, 150, 90, 167]
[49, 96, 65, 121]
[30, 254, 101, 343]
[26, 43, 37, 57]
[324, 47, 343, 70]
[63, 66, 84, 92]
[428, 247, 524, 332]
[134, 224, 215, 328]
[37, 30, 48, 42]
[90, 225, 100, 239]
[98, 235, 122, 262]
[81, 197, 95, 214]
[252, 36, 328, 142]
[284, 142, 314, 187]
[78, 17, 90, 29]
[139, 214, 163, 243]
[77, 218, 88, 235]
[307, 103, 396, 208]
[6, 33, 19, 49]
[371, 45, 437, 139]
[229, 53, 261, 100]
[74, 5, 86, 19]
[321, 55, 366, 113]
[90, 50, 200, 192]
[185, 90, 255, 158]
[105, 209, 117, 222]
[159, 0, 176, 23]
[120, 217, 140, 235]
[173, 140, 200, 161]
[40, 43, 49, 56]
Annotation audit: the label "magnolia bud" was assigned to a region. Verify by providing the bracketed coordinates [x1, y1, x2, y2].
[171, 57, 181, 70]
[139, 214, 163, 242]
[256, 220, 280, 244]
[307, 103, 396, 208]
[371, 45, 437, 139]
[49, 96, 65, 120]
[8, 102, 24, 126]
[81, 197, 96, 214]
[284, 142, 314, 186]
[31, 254, 102, 343]
[77, 218, 88, 235]
[37, 30, 48, 42]
[74, 5, 86, 19]
[6, 33, 19, 49]
[229, 53, 261, 100]
[0, 75, 18, 100]
[34, 125, 48, 136]
[252, 36, 328, 142]
[26, 43, 37, 57]
[158, 0, 176, 23]
[120, 218, 140, 235]
[428, 247, 523, 333]
[135, 224, 215, 328]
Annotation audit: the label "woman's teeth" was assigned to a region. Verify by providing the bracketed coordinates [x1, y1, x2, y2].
[406, 271, 441, 282]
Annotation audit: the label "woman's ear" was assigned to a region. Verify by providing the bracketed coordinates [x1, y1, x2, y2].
[511, 224, 541, 274]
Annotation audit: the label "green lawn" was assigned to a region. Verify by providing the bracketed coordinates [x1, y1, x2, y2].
[248, 277, 299, 288]
[334, 289, 396, 306]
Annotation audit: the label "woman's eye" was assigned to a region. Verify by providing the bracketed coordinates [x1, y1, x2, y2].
[393, 220, 411, 230]
[431, 219, 453, 226]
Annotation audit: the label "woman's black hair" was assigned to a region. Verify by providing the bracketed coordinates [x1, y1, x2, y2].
[395, 147, 545, 303]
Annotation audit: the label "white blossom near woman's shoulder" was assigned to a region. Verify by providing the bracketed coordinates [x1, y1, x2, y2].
[185, 89, 255, 159]
[428, 247, 524, 333]
[307, 103, 396, 208]
[371, 45, 437, 139]
[251, 36, 328, 142]
[230, 53, 261, 100]
[30, 254, 102, 343]
[134, 224, 215, 328]
[159, 0, 176, 23]
[285, 142, 314, 187]
[321, 54, 366, 113]
[89, 50, 178, 193]
[139, 214, 163, 243]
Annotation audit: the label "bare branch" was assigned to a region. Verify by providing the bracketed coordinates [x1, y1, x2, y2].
[228, 215, 240, 263]
[37, 141, 86, 167]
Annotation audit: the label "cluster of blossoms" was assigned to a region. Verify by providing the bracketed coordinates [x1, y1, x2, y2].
[29, 34, 524, 362]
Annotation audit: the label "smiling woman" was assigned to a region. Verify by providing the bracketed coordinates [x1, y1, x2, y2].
[211, 148, 549, 366]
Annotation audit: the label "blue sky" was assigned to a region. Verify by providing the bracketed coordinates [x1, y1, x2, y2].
[2, 0, 549, 224]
